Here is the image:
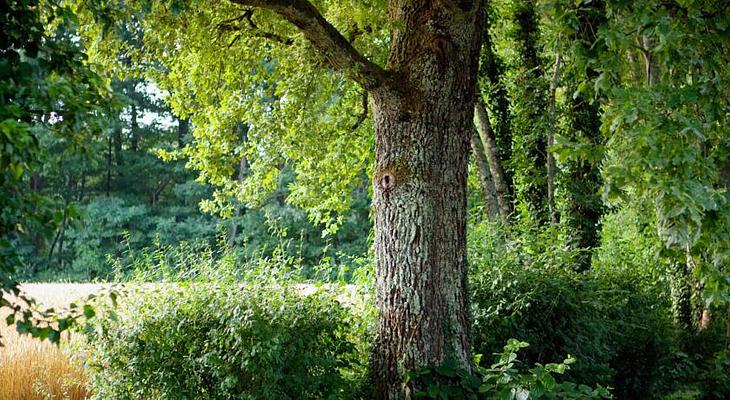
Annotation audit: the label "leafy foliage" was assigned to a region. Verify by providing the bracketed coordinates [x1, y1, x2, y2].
[1, 0, 116, 343]
[405, 340, 611, 400]
[70, 0, 387, 226]
[82, 258, 373, 399]
[468, 217, 729, 399]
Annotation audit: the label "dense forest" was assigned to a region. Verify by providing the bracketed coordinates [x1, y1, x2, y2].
[1, 0, 729, 399]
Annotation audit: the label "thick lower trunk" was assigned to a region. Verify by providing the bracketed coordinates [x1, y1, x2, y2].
[371, 89, 472, 399]
[369, 3, 484, 398]
[471, 128, 500, 219]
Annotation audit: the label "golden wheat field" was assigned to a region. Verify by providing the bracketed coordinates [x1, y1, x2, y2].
[0, 283, 105, 400]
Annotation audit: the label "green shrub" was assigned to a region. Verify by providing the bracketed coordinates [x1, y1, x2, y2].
[83, 281, 372, 399]
[470, 263, 615, 387]
[468, 219, 676, 399]
[406, 339, 612, 399]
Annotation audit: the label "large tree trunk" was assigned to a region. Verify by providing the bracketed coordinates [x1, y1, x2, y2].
[369, 3, 484, 398]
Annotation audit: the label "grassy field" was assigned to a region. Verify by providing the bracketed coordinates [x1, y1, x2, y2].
[0, 284, 104, 400]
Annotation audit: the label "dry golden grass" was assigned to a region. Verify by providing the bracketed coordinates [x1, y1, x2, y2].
[0, 283, 105, 400]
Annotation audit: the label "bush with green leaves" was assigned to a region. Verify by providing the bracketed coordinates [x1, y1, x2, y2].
[82, 276, 372, 399]
[468, 219, 676, 399]
[405, 339, 611, 400]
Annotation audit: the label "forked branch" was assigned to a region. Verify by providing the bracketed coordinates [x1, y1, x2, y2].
[229, 0, 388, 90]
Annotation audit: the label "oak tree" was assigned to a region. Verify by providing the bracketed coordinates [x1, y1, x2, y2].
[75, 0, 487, 397]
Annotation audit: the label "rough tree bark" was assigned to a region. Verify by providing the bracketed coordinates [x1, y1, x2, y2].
[369, 4, 484, 396]
[229, 1, 485, 398]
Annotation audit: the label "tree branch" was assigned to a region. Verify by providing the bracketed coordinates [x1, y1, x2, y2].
[242, 9, 294, 45]
[217, 11, 294, 46]
[350, 91, 369, 131]
[229, 0, 388, 90]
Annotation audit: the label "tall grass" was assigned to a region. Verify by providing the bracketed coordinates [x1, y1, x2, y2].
[0, 284, 102, 400]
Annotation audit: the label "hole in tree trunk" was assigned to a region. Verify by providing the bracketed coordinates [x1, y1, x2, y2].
[380, 173, 395, 190]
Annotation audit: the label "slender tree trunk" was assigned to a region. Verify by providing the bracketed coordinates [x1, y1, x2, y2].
[228, 124, 249, 249]
[78, 171, 86, 202]
[47, 226, 62, 269]
[178, 118, 189, 149]
[57, 212, 66, 269]
[106, 132, 112, 196]
[510, 1, 549, 224]
[474, 98, 512, 221]
[130, 104, 139, 152]
[725, 303, 730, 355]
[640, 35, 658, 86]
[547, 53, 561, 225]
[471, 128, 500, 219]
[150, 178, 171, 206]
[560, 1, 605, 271]
[29, 172, 43, 259]
[113, 126, 124, 166]
[670, 256, 693, 330]
[30, 173, 42, 192]
[370, 3, 484, 398]
[479, 5, 514, 195]
[686, 248, 712, 330]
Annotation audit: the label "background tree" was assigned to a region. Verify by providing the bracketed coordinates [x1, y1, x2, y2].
[1, 0, 114, 342]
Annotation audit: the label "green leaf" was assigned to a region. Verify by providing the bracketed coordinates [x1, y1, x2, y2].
[83, 304, 96, 319]
[48, 329, 61, 343]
